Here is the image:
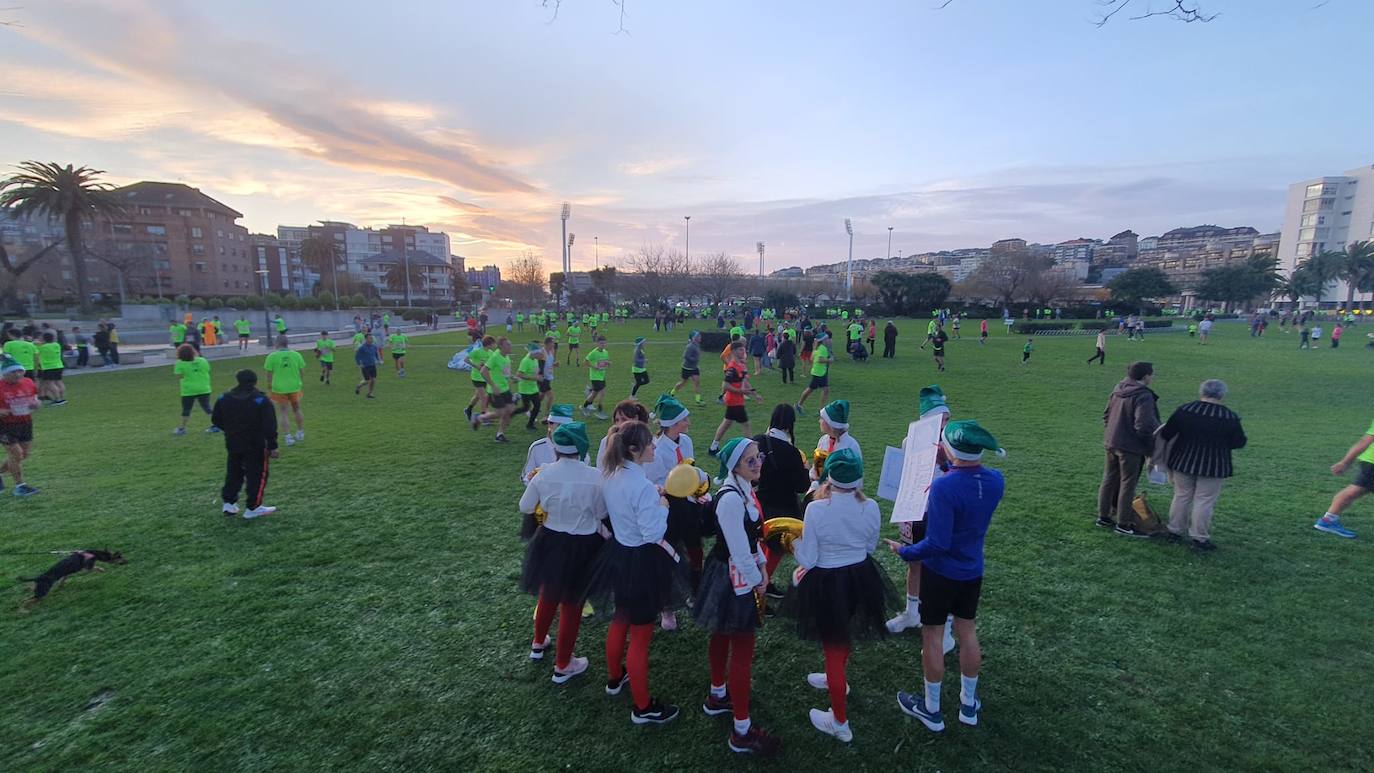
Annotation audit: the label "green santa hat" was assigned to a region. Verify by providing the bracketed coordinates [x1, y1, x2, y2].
[820, 400, 850, 431]
[919, 385, 949, 418]
[0, 355, 23, 374]
[715, 436, 757, 482]
[653, 394, 690, 427]
[546, 404, 575, 425]
[942, 419, 1006, 461]
[823, 448, 863, 490]
[634, 336, 646, 345]
[552, 422, 590, 457]
[526, 341, 542, 352]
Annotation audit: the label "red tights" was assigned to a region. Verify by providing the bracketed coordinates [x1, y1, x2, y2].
[708, 631, 755, 721]
[687, 545, 704, 573]
[606, 617, 654, 710]
[823, 642, 851, 724]
[532, 593, 583, 670]
[762, 544, 783, 580]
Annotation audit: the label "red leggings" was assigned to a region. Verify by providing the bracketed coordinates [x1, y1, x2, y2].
[532, 593, 583, 671]
[762, 544, 783, 580]
[606, 617, 654, 710]
[708, 631, 755, 721]
[687, 545, 704, 573]
[823, 642, 851, 724]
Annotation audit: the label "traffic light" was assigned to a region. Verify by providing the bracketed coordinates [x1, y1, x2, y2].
[488, 285, 495, 292]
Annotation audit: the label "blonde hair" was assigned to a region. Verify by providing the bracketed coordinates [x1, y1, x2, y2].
[816, 481, 866, 503]
[601, 420, 653, 476]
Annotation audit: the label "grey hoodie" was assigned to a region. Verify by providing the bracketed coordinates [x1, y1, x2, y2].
[1102, 377, 1160, 456]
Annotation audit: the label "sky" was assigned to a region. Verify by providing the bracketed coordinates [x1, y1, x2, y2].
[1, 0, 1370, 273]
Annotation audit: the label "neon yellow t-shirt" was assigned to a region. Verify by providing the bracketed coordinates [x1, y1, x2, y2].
[486, 351, 511, 392]
[317, 338, 336, 363]
[811, 344, 830, 377]
[469, 347, 490, 384]
[1359, 419, 1374, 464]
[174, 356, 212, 397]
[568, 325, 582, 345]
[264, 349, 307, 394]
[586, 348, 609, 382]
[517, 355, 540, 395]
[4, 340, 37, 370]
[235, 319, 251, 335]
[351, 332, 365, 346]
[38, 342, 64, 370]
[388, 333, 408, 353]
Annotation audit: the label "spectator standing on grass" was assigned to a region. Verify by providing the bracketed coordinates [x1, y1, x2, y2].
[1155, 379, 1246, 552]
[173, 344, 216, 436]
[748, 329, 766, 375]
[1096, 361, 1160, 537]
[264, 335, 306, 446]
[883, 321, 898, 358]
[1087, 329, 1106, 365]
[72, 326, 89, 368]
[777, 331, 797, 383]
[1198, 315, 1213, 345]
[36, 332, 66, 405]
[1332, 323, 1343, 349]
[1299, 321, 1312, 349]
[212, 369, 279, 519]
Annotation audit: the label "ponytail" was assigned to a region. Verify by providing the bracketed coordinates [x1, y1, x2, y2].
[601, 420, 654, 476]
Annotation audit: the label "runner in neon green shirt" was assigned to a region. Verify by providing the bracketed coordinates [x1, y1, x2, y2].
[514, 342, 544, 430]
[471, 337, 516, 443]
[795, 333, 833, 414]
[264, 339, 306, 445]
[387, 332, 409, 377]
[465, 336, 495, 422]
[4, 334, 37, 374]
[37, 334, 67, 405]
[173, 345, 214, 434]
[169, 322, 186, 346]
[582, 337, 610, 419]
[351, 330, 365, 347]
[234, 317, 252, 351]
[315, 331, 336, 385]
[566, 323, 582, 366]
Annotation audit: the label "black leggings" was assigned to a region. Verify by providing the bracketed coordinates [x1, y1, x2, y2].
[631, 371, 650, 395]
[520, 393, 542, 426]
[181, 394, 212, 417]
[780, 365, 794, 383]
[1087, 347, 1105, 364]
[882, 341, 895, 358]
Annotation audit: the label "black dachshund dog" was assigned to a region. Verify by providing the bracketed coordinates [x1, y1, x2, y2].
[18, 549, 126, 608]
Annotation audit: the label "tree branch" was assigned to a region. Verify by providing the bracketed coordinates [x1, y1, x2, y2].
[0, 238, 63, 277]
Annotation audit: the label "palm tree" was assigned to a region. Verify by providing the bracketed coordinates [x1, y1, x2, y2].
[298, 235, 343, 307]
[382, 260, 423, 304]
[0, 163, 124, 315]
[1299, 250, 1344, 310]
[1336, 240, 1374, 314]
[1280, 265, 1322, 310]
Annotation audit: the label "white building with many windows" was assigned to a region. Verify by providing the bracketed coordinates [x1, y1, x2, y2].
[1279, 163, 1374, 306]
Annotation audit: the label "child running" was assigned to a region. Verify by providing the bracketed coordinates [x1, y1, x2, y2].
[1021, 337, 1034, 367]
[315, 331, 336, 384]
[387, 329, 408, 377]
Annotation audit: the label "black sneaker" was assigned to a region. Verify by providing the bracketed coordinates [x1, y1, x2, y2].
[464, 407, 472, 421]
[1094, 517, 1116, 529]
[1150, 531, 1183, 544]
[702, 692, 733, 716]
[355, 385, 362, 395]
[606, 671, 630, 696]
[764, 582, 785, 600]
[1114, 524, 1149, 538]
[728, 726, 782, 757]
[494, 434, 509, 444]
[1191, 539, 1217, 552]
[631, 699, 680, 725]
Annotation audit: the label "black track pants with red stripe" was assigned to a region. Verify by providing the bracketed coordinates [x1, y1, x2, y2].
[223, 449, 271, 510]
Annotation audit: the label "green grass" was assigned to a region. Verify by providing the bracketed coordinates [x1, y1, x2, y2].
[3, 320, 1372, 772]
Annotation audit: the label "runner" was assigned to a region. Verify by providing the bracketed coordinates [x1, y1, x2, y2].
[353, 333, 381, 399]
[1087, 329, 1106, 365]
[629, 337, 650, 398]
[566, 319, 583, 366]
[472, 336, 517, 443]
[387, 328, 409, 377]
[951, 315, 961, 340]
[582, 337, 610, 420]
[315, 331, 336, 385]
[263, 335, 306, 446]
[173, 344, 216, 436]
[36, 332, 66, 405]
[540, 336, 558, 417]
[920, 317, 937, 350]
[710, 342, 758, 455]
[1021, 337, 1034, 367]
[515, 342, 546, 430]
[169, 319, 187, 348]
[979, 318, 988, 344]
[931, 325, 948, 373]
[273, 314, 288, 337]
[794, 332, 833, 416]
[671, 330, 704, 406]
[235, 315, 252, 350]
[0, 356, 41, 496]
[465, 336, 495, 422]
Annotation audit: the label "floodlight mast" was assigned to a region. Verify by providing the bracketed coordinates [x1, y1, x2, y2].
[844, 219, 854, 301]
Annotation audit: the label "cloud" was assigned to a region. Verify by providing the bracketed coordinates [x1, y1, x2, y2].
[618, 156, 693, 177]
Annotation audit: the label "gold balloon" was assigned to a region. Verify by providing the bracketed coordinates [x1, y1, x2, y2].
[526, 466, 548, 523]
[665, 463, 702, 499]
[762, 517, 805, 554]
[812, 448, 830, 478]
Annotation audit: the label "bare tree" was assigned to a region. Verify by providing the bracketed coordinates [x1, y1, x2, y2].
[938, 0, 1219, 25]
[89, 239, 164, 305]
[1024, 270, 1082, 308]
[505, 251, 548, 308]
[620, 245, 690, 308]
[967, 252, 1053, 307]
[0, 237, 64, 312]
[693, 252, 744, 307]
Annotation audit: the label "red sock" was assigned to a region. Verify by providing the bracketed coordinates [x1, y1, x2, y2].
[763, 545, 783, 580]
[729, 632, 755, 721]
[687, 546, 704, 573]
[824, 642, 850, 724]
[627, 623, 654, 710]
[708, 632, 730, 687]
[533, 593, 557, 646]
[605, 617, 629, 681]
[554, 601, 582, 670]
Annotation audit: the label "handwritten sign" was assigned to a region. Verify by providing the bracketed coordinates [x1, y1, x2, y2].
[889, 413, 944, 523]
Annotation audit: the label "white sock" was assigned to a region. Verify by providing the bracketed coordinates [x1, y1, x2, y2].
[960, 674, 978, 705]
[733, 717, 751, 735]
[906, 595, 919, 617]
[710, 683, 726, 699]
[1323, 512, 1339, 521]
[924, 679, 941, 711]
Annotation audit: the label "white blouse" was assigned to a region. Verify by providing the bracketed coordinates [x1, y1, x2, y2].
[812, 431, 862, 481]
[793, 492, 881, 570]
[522, 437, 556, 484]
[602, 461, 670, 547]
[646, 432, 695, 487]
[714, 476, 765, 594]
[519, 458, 607, 536]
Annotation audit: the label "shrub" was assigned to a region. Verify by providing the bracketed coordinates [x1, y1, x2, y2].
[227, 296, 247, 309]
[189, 297, 207, 310]
[156, 297, 174, 305]
[278, 295, 299, 310]
[299, 296, 321, 310]
[175, 294, 191, 306]
[1079, 321, 1112, 331]
[206, 297, 224, 309]
[244, 296, 264, 310]
[1144, 319, 1174, 329]
[317, 291, 335, 308]
[264, 292, 283, 307]
[1012, 321, 1074, 333]
[349, 294, 367, 308]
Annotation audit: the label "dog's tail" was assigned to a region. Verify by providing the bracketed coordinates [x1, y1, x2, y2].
[17, 576, 38, 583]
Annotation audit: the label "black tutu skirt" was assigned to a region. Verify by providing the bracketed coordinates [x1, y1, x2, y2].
[785, 556, 900, 644]
[520, 527, 605, 604]
[586, 540, 691, 625]
[519, 511, 540, 541]
[665, 495, 705, 548]
[692, 556, 760, 634]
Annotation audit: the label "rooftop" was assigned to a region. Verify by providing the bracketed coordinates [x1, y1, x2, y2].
[113, 181, 243, 219]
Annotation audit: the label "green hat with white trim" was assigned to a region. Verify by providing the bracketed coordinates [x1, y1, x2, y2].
[823, 448, 863, 489]
[919, 385, 949, 418]
[715, 436, 756, 481]
[653, 394, 689, 427]
[546, 404, 575, 425]
[552, 422, 590, 457]
[820, 400, 850, 430]
[942, 419, 1005, 460]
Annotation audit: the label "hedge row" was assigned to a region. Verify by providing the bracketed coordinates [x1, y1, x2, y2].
[1012, 319, 1174, 334]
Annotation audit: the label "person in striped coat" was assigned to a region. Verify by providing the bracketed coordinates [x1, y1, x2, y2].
[1157, 379, 1246, 551]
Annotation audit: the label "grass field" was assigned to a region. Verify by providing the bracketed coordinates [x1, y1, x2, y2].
[3, 319, 1372, 772]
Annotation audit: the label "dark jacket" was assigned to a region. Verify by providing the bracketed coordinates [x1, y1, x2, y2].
[752, 431, 811, 518]
[1160, 400, 1246, 478]
[1102, 378, 1160, 456]
[776, 338, 797, 367]
[884, 323, 898, 343]
[212, 387, 279, 451]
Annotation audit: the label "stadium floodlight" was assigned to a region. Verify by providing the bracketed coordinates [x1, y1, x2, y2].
[844, 219, 854, 301]
[684, 216, 691, 262]
[757, 241, 765, 280]
[560, 202, 572, 277]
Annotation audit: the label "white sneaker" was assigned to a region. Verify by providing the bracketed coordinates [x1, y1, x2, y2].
[529, 634, 552, 661]
[243, 505, 276, 519]
[806, 673, 850, 695]
[294, 430, 304, 442]
[222, 503, 240, 515]
[809, 708, 853, 742]
[660, 611, 678, 631]
[943, 617, 956, 655]
[552, 655, 589, 684]
[886, 610, 920, 634]
[284, 435, 296, 446]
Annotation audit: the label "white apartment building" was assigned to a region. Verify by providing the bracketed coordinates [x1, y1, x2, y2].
[1279, 163, 1374, 306]
[277, 221, 460, 302]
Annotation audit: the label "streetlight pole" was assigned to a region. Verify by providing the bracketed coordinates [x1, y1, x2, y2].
[684, 216, 691, 262]
[887, 226, 893, 260]
[594, 236, 599, 270]
[560, 203, 571, 311]
[256, 268, 271, 349]
[844, 219, 854, 302]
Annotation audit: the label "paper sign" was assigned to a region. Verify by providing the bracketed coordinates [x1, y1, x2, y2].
[877, 446, 905, 502]
[889, 413, 944, 523]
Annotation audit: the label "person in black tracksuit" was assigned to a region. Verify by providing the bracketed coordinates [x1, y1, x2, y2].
[212, 369, 280, 518]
